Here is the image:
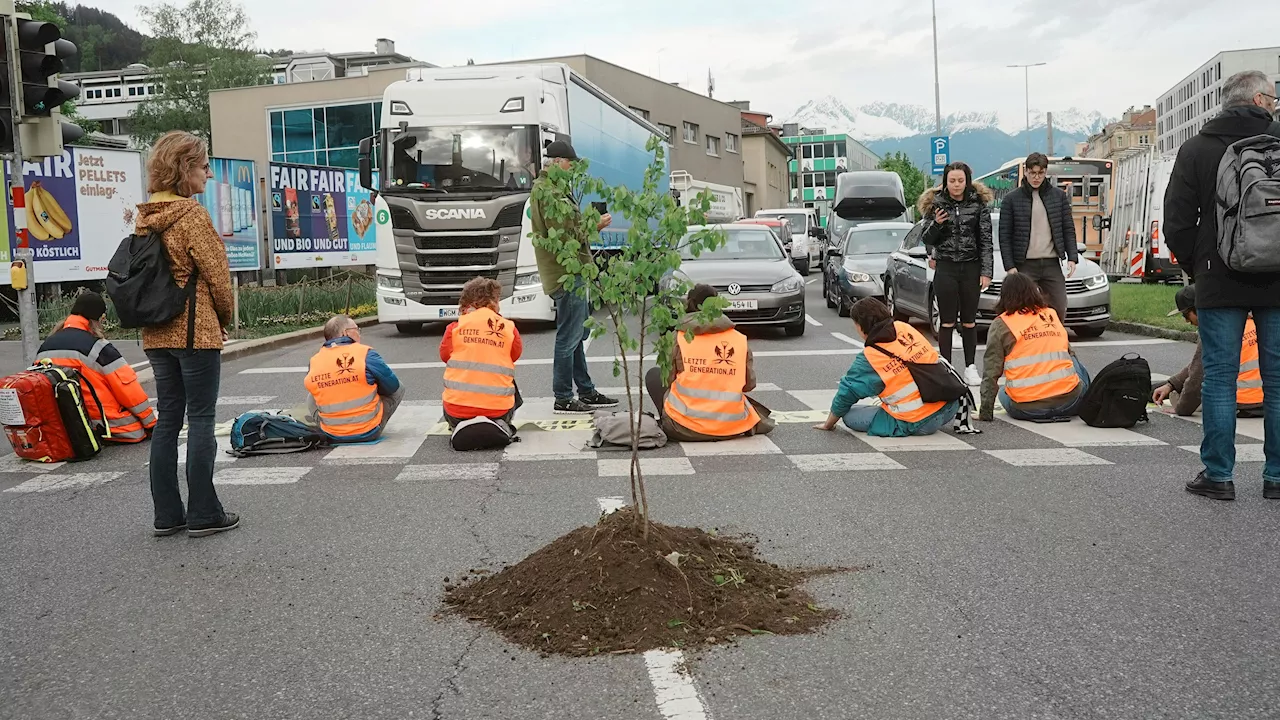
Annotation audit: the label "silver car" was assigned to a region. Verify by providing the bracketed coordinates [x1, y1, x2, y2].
[667, 224, 808, 336]
[884, 215, 1111, 337]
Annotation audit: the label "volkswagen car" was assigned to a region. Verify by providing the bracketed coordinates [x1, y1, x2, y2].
[823, 222, 913, 317]
[665, 223, 807, 336]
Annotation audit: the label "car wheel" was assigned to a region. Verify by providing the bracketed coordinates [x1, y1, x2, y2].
[886, 281, 910, 322]
[798, 261, 811, 276]
[837, 290, 851, 318]
[396, 322, 423, 335]
[785, 314, 807, 336]
[1074, 325, 1106, 338]
[928, 289, 941, 337]
[825, 277, 837, 309]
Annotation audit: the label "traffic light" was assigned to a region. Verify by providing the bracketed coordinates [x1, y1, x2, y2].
[7, 15, 82, 157]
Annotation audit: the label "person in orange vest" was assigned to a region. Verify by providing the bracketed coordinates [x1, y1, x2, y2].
[644, 284, 774, 441]
[1152, 284, 1264, 418]
[440, 277, 524, 429]
[303, 316, 403, 443]
[977, 272, 1091, 422]
[813, 297, 959, 436]
[35, 292, 156, 442]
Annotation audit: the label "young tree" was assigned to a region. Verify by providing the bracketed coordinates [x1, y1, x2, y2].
[128, 0, 272, 150]
[878, 151, 929, 210]
[531, 137, 725, 540]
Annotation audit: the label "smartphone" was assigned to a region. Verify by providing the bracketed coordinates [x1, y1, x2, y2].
[591, 201, 608, 215]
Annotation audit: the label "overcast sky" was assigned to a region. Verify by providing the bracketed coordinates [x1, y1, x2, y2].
[89, 0, 1279, 124]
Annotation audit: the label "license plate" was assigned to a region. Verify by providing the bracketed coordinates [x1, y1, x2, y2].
[438, 308, 458, 318]
[727, 300, 758, 311]
[512, 294, 535, 305]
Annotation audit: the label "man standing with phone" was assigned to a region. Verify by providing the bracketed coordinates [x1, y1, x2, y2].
[998, 152, 1077, 325]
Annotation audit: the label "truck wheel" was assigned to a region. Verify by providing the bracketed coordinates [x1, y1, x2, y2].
[396, 322, 423, 335]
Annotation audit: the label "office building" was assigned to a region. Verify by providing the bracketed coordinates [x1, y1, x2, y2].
[1155, 47, 1280, 154]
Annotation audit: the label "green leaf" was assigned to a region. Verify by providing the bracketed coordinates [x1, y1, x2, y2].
[666, 619, 685, 629]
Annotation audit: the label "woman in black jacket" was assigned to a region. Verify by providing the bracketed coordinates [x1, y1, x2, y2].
[918, 161, 993, 385]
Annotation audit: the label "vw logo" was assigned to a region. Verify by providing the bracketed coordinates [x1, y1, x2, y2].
[727, 283, 741, 295]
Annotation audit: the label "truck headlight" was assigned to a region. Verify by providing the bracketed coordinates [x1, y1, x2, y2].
[377, 274, 403, 290]
[845, 271, 873, 283]
[515, 272, 541, 288]
[771, 277, 803, 294]
[1083, 273, 1108, 290]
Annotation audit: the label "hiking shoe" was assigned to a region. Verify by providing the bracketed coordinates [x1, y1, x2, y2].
[554, 398, 594, 414]
[963, 365, 981, 386]
[153, 522, 187, 537]
[189, 512, 240, 538]
[1185, 472, 1235, 501]
[580, 391, 619, 408]
[1265, 481, 1280, 500]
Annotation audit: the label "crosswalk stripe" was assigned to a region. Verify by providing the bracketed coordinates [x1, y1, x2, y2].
[789, 453, 904, 472]
[805, 314, 822, 327]
[598, 457, 694, 477]
[4, 471, 125, 493]
[213, 467, 311, 485]
[831, 333, 863, 347]
[0, 454, 64, 474]
[322, 405, 438, 460]
[985, 448, 1112, 466]
[1170, 413, 1266, 441]
[395, 464, 500, 482]
[1178, 444, 1266, 462]
[679, 435, 781, 456]
[997, 416, 1165, 447]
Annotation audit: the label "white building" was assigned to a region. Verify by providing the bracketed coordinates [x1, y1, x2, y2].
[64, 39, 421, 146]
[1155, 46, 1280, 154]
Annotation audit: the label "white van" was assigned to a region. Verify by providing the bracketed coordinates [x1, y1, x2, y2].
[754, 207, 825, 274]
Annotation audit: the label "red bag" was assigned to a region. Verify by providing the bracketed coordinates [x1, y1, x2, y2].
[1, 365, 104, 463]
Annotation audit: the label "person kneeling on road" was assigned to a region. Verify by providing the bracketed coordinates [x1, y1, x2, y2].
[644, 284, 774, 441]
[303, 315, 404, 443]
[440, 277, 524, 431]
[36, 292, 156, 443]
[814, 297, 958, 437]
[1152, 284, 1264, 418]
[978, 272, 1090, 422]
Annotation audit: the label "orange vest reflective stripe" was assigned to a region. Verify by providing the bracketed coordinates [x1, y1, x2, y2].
[1238, 318, 1263, 405]
[1000, 309, 1079, 403]
[442, 308, 517, 411]
[304, 341, 383, 437]
[865, 321, 947, 423]
[664, 329, 760, 437]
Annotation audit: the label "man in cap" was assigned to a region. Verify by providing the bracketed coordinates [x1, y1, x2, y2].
[529, 139, 620, 414]
[1152, 284, 1264, 419]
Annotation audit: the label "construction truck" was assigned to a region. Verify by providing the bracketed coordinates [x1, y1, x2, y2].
[359, 63, 670, 332]
[1102, 149, 1181, 282]
[669, 171, 744, 223]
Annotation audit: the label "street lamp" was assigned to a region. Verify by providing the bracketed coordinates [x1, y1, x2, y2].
[1008, 62, 1046, 153]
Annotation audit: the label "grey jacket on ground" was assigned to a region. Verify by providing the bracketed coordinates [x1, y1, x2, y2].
[1165, 342, 1262, 416]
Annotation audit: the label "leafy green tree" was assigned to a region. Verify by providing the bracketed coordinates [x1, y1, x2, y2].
[878, 151, 929, 212]
[531, 137, 725, 539]
[128, 0, 272, 150]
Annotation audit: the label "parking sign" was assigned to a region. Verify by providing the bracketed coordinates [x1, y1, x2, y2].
[931, 136, 950, 175]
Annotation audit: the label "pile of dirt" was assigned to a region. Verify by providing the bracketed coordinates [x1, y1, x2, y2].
[443, 509, 842, 656]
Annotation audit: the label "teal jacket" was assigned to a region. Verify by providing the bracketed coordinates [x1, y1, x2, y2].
[831, 351, 953, 438]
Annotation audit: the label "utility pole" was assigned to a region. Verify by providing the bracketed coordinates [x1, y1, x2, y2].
[3, 8, 37, 365]
[931, 0, 942, 186]
[1046, 111, 1055, 155]
[1008, 62, 1046, 154]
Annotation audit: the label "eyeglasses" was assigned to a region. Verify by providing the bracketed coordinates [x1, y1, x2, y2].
[1026, 170, 1047, 178]
[1261, 92, 1279, 102]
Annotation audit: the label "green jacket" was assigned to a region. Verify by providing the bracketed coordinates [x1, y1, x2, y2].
[528, 175, 591, 296]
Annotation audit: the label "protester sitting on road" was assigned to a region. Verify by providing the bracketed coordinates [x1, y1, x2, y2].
[36, 292, 156, 443]
[303, 315, 404, 443]
[1152, 284, 1264, 418]
[440, 277, 523, 430]
[978, 273, 1090, 422]
[813, 297, 958, 437]
[644, 283, 774, 441]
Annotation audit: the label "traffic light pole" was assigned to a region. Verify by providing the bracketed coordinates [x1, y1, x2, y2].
[3, 12, 38, 364]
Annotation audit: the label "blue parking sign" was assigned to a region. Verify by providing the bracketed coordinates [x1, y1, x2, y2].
[930, 136, 950, 175]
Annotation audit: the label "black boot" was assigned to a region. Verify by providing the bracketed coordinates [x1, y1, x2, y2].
[1265, 481, 1280, 500]
[1185, 472, 1235, 501]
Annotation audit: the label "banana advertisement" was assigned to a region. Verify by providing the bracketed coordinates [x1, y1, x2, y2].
[192, 158, 261, 271]
[267, 161, 379, 270]
[2, 148, 145, 285]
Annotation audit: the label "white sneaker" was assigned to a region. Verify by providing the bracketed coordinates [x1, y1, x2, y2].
[963, 365, 981, 386]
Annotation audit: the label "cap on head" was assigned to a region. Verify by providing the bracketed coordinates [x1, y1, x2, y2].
[1169, 284, 1196, 316]
[545, 140, 578, 161]
[70, 292, 107, 320]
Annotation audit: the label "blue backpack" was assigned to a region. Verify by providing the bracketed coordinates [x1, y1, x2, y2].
[229, 411, 326, 457]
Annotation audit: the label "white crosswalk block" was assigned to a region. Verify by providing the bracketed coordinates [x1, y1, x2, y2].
[1172, 413, 1266, 441]
[0, 453, 64, 473]
[5, 471, 125, 493]
[1179, 444, 1267, 463]
[789, 389, 837, 411]
[395, 464, 500, 482]
[789, 453, 905, 472]
[679, 435, 781, 456]
[213, 467, 311, 485]
[177, 436, 239, 465]
[322, 404, 439, 461]
[985, 448, 1112, 467]
[503, 429, 596, 461]
[216, 396, 277, 406]
[997, 416, 1164, 447]
[598, 457, 694, 477]
[852, 427, 975, 452]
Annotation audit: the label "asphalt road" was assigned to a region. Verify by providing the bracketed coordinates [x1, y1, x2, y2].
[3, 279, 1278, 720]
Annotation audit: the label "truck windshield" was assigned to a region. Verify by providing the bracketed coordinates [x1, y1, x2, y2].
[384, 125, 538, 193]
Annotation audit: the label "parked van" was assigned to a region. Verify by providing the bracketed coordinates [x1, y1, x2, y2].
[754, 207, 825, 275]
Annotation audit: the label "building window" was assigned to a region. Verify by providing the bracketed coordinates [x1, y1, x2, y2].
[682, 122, 698, 144]
[811, 143, 826, 159]
[725, 133, 739, 153]
[801, 144, 813, 159]
[657, 123, 676, 143]
[628, 106, 650, 121]
[269, 101, 381, 168]
[706, 135, 720, 157]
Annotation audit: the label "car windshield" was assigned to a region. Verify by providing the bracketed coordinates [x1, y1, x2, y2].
[682, 228, 784, 261]
[384, 125, 538, 192]
[756, 212, 806, 234]
[847, 228, 909, 255]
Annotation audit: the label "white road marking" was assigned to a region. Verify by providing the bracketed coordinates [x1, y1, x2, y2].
[213, 467, 311, 485]
[679, 435, 781, 456]
[644, 648, 711, 720]
[177, 436, 239, 464]
[395, 464, 500, 482]
[1171, 413, 1266, 441]
[0, 454, 64, 473]
[323, 405, 439, 460]
[597, 496, 627, 515]
[4, 471, 124, 493]
[789, 452, 905, 472]
[1179, 444, 1266, 462]
[997, 416, 1164, 447]
[830, 332, 863, 347]
[217, 396, 277, 406]
[598, 457, 694, 477]
[805, 278, 817, 285]
[582, 334, 594, 353]
[854, 428, 976, 453]
[503, 429, 595, 460]
[805, 314, 822, 326]
[788, 388, 838, 411]
[984, 448, 1112, 467]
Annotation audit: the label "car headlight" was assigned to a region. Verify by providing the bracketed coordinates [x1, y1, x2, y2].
[377, 274, 403, 291]
[771, 277, 803, 294]
[844, 271, 873, 283]
[515, 272, 541, 288]
[1083, 273, 1108, 290]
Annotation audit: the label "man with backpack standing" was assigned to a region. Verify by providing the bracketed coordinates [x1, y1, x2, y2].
[1165, 69, 1280, 501]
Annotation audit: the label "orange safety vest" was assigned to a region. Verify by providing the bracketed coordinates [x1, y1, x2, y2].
[1238, 318, 1263, 405]
[664, 329, 760, 437]
[865, 321, 947, 423]
[1000, 308, 1080, 403]
[304, 341, 384, 438]
[442, 307, 517, 412]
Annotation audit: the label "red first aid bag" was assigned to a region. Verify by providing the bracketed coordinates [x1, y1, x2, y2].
[1, 363, 104, 463]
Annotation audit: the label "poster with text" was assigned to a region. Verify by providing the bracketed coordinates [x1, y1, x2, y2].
[194, 157, 261, 271]
[2, 148, 146, 285]
[267, 162, 379, 269]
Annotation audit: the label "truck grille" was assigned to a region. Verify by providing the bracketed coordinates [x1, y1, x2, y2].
[419, 270, 501, 288]
[419, 252, 498, 268]
[414, 235, 500, 251]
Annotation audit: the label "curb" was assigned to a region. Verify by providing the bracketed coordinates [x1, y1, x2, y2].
[135, 316, 380, 383]
[1108, 320, 1198, 344]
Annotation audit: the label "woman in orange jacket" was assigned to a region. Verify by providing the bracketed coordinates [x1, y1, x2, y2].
[36, 292, 156, 442]
[439, 277, 524, 429]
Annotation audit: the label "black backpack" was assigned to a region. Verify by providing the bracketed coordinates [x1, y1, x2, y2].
[1077, 353, 1151, 428]
[105, 233, 199, 345]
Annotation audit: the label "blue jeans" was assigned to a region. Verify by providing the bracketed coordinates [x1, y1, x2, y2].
[146, 349, 224, 526]
[551, 287, 596, 402]
[843, 400, 959, 436]
[998, 357, 1092, 421]
[1197, 307, 1280, 482]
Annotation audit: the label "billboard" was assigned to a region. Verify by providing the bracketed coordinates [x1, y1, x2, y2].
[1, 148, 146, 285]
[194, 157, 261, 271]
[267, 162, 378, 269]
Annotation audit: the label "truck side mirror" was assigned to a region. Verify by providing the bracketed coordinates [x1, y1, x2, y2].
[358, 136, 375, 191]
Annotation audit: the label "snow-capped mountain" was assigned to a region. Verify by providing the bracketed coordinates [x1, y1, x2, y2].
[1000, 108, 1110, 137]
[784, 96, 1109, 142]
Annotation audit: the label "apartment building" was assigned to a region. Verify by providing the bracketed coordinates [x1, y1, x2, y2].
[730, 102, 793, 214]
[1084, 106, 1156, 160]
[1155, 47, 1280, 154]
